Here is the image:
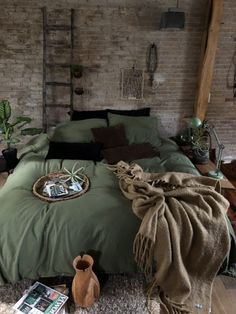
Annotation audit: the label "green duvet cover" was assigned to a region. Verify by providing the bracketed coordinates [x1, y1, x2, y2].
[0, 134, 234, 284]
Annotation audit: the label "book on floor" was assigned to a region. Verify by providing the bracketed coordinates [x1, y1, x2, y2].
[13, 281, 68, 314]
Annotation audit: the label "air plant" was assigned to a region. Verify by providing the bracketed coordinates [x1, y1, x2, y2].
[60, 163, 85, 184]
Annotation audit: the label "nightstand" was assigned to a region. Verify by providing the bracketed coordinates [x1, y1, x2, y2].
[180, 146, 235, 190]
[194, 160, 235, 190]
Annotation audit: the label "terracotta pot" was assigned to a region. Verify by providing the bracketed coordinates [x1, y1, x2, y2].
[72, 254, 100, 308]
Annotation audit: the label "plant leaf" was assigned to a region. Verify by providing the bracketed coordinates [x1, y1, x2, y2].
[21, 128, 42, 136]
[0, 99, 11, 122]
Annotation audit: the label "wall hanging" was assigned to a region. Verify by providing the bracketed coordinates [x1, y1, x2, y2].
[226, 45, 236, 98]
[146, 43, 158, 86]
[120, 67, 144, 100]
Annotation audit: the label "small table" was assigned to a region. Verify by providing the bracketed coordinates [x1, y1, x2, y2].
[180, 146, 235, 190]
[194, 160, 235, 190]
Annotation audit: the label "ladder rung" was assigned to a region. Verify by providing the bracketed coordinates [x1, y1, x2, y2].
[46, 25, 72, 31]
[46, 104, 71, 108]
[46, 82, 71, 87]
[46, 63, 71, 68]
[47, 44, 72, 49]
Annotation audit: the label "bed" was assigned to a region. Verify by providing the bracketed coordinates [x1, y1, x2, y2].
[0, 111, 235, 284]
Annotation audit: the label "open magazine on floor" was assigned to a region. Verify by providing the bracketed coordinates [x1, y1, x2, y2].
[13, 281, 69, 314]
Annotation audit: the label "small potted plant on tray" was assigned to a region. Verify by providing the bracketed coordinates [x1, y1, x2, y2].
[0, 99, 42, 170]
[191, 120, 210, 164]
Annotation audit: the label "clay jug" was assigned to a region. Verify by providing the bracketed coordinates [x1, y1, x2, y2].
[72, 254, 100, 308]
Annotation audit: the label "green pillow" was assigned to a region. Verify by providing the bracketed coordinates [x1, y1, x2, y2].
[108, 113, 158, 129]
[50, 119, 107, 143]
[125, 125, 162, 148]
[108, 113, 162, 147]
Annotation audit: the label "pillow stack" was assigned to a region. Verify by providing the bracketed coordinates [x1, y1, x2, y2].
[91, 112, 160, 164]
[46, 108, 161, 163]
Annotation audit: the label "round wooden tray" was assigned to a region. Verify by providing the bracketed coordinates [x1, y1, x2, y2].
[32, 172, 89, 202]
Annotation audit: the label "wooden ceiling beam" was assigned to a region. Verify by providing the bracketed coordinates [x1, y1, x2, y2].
[193, 0, 224, 121]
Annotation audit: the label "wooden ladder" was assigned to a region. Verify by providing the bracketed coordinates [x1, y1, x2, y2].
[42, 7, 74, 132]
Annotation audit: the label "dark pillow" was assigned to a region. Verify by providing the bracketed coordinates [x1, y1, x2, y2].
[102, 143, 158, 164]
[69, 110, 108, 121]
[92, 124, 128, 149]
[69, 108, 150, 121]
[46, 142, 103, 161]
[107, 107, 150, 116]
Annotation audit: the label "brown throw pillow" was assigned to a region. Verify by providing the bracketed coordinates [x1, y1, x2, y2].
[102, 143, 158, 164]
[92, 123, 128, 149]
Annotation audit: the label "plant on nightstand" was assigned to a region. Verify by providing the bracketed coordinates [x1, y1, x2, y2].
[0, 99, 42, 170]
[191, 120, 210, 164]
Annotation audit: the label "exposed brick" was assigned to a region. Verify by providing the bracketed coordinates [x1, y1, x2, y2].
[0, 0, 235, 158]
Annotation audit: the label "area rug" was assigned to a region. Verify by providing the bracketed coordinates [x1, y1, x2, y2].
[0, 274, 150, 314]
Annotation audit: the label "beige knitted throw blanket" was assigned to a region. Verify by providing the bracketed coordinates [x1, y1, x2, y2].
[110, 161, 230, 314]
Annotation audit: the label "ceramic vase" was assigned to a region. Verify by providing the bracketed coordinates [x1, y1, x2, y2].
[72, 254, 100, 308]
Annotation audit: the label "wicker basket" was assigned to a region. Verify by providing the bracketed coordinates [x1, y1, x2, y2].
[32, 172, 89, 202]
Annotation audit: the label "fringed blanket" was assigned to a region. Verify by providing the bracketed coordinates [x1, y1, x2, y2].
[110, 161, 230, 314]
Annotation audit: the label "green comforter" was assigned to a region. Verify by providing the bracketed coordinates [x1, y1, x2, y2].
[0, 134, 234, 284]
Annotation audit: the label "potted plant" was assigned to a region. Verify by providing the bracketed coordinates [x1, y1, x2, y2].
[191, 120, 210, 164]
[71, 64, 83, 78]
[0, 99, 42, 170]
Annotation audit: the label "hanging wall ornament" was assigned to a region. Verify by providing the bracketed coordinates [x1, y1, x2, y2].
[120, 66, 144, 100]
[146, 43, 158, 86]
[234, 72, 236, 97]
[226, 44, 236, 98]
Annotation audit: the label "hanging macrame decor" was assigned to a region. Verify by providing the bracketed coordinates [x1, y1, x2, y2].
[146, 43, 158, 86]
[120, 67, 144, 100]
[234, 72, 236, 97]
[227, 46, 236, 98]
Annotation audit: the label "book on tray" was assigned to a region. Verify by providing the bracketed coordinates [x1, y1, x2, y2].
[43, 179, 83, 198]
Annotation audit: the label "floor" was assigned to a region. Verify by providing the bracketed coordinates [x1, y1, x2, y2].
[212, 276, 236, 314]
[212, 161, 236, 314]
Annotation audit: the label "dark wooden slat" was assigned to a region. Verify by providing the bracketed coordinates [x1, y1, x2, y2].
[46, 63, 71, 68]
[46, 104, 71, 108]
[46, 24, 72, 31]
[46, 82, 71, 87]
[47, 44, 72, 49]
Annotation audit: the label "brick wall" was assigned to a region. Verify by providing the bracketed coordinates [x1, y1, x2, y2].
[0, 0, 235, 159]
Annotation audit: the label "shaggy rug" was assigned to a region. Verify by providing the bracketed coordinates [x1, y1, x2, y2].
[0, 274, 150, 314]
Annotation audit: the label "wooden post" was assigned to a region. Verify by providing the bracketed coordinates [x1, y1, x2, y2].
[194, 0, 224, 121]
